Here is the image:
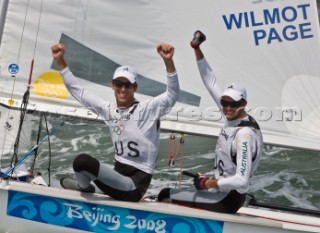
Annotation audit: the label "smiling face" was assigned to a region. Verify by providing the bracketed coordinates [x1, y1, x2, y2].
[112, 77, 137, 108]
[220, 96, 247, 121]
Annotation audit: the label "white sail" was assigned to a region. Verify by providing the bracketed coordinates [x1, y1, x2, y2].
[0, 1, 320, 233]
[1, 0, 320, 153]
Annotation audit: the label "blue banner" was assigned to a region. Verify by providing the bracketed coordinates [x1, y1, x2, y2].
[7, 190, 224, 233]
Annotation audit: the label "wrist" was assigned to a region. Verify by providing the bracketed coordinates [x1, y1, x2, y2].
[200, 177, 208, 190]
[163, 59, 175, 73]
[56, 58, 67, 71]
[203, 179, 208, 189]
[206, 179, 219, 189]
[213, 179, 219, 189]
[190, 41, 199, 49]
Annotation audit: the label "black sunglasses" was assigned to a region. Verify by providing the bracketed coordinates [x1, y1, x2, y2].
[220, 99, 243, 108]
[113, 80, 134, 89]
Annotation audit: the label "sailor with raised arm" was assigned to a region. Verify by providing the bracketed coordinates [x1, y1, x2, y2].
[51, 43, 179, 202]
[158, 31, 263, 213]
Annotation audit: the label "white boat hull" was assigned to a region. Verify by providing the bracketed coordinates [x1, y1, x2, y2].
[0, 181, 319, 233]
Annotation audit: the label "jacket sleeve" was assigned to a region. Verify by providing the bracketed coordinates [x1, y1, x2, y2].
[60, 67, 112, 121]
[197, 58, 223, 108]
[139, 71, 179, 118]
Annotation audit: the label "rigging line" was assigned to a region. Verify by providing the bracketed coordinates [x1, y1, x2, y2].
[159, 133, 176, 188]
[7, 0, 30, 99]
[1, 0, 40, 160]
[7, 0, 43, 104]
[166, 133, 186, 189]
[0, 108, 12, 164]
[32, 0, 44, 59]
[31, 112, 43, 175]
[44, 114, 52, 187]
[8, 90, 30, 178]
[79, 0, 90, 19]
[9, 46, 34, 166]
[177, 135, 185, 189]
[0, 0, 30, 161]
[78, 0, 90, 40]
[172, 134, 184, 167]
[16, 0, 31, 65]
[167, 133, 176, 167]
[6, 0, 44, 174]
[1, 121, 65, 178]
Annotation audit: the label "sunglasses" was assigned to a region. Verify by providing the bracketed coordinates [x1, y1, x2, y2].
[113, 80, 134, 89]
[220, 99, 243, 108]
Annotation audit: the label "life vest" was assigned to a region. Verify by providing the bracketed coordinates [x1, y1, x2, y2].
[214, 115, 263, 179]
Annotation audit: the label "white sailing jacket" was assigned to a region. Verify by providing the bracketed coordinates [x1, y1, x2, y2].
[197, 58, 263, 193]
[214, 116, 263, 193]
[60, 67, 179, 174]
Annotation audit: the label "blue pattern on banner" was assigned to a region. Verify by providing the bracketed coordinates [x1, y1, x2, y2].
[7, 190, 224, 233]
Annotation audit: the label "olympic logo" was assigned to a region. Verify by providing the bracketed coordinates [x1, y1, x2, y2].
[8, 63, 19, 75]
[113, 125, 125, 135]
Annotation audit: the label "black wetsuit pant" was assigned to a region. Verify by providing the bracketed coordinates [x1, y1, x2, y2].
[158, 187, 246, 213]
[73, 153, 152, 202]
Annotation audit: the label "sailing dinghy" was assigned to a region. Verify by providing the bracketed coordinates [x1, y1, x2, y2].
[1, 0, 320, 232]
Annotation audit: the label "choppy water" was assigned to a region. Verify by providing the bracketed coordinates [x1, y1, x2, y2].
[5, 117, 320, 211]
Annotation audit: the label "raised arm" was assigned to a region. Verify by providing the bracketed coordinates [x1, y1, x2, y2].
[51, 43, 111, 120]
[190, 31, 223, 107]
[140, 43, 179, 118]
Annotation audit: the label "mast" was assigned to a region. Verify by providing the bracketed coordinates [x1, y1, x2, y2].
[0, 0, 9, 46]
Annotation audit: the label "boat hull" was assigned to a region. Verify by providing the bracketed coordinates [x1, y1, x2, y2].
[1, 181, 319, 233]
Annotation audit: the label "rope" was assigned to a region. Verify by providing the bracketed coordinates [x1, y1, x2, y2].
[2, 0, 44, 176]
[167, 133, 176, 167]
[44, 115, 52, 187]
[10, 87, 30, 170]
[167, 133, 185, 189]
[31, 113, 43, 174]
[1, 121, 64, 178]
[29, 113, 53, 186]
[7, 0, 31, 100]
[177, 135, 185, 189]
[0, 0, 31, 167]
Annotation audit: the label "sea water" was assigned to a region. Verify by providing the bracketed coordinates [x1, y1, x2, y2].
[7, 117, 320, 211]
